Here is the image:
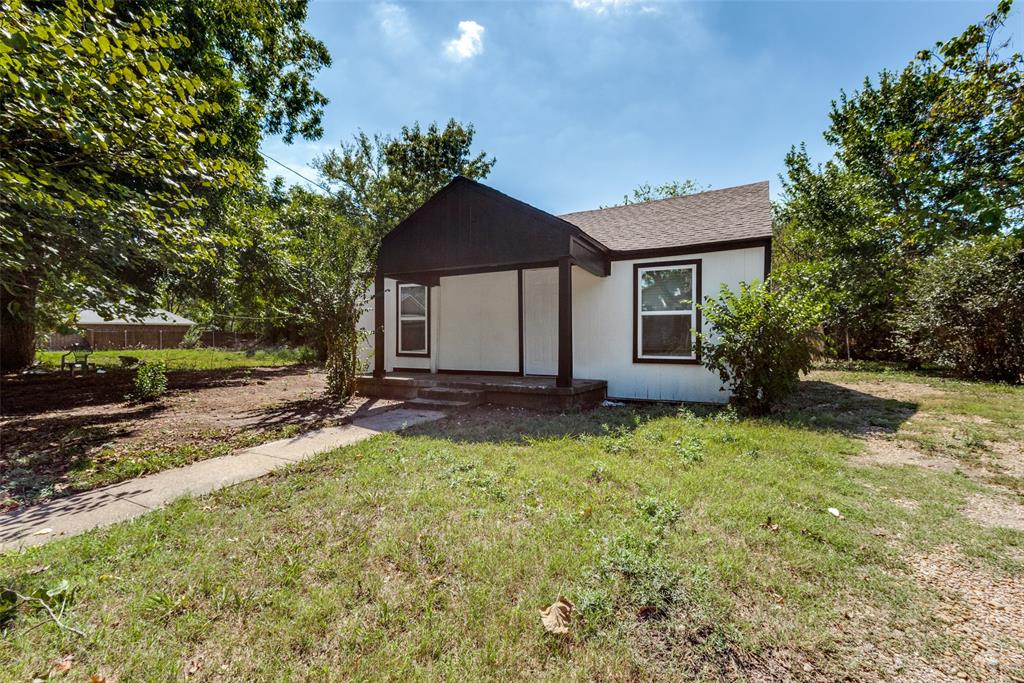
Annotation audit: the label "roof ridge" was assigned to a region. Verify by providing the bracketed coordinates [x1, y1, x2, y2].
[560, 180, 769, 218]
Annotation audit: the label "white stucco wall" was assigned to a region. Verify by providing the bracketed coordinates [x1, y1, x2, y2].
[573, 246, 766, 402]
[437, 271, 519, 372]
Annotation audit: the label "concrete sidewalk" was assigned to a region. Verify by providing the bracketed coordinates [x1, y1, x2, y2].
[0, 407, 444, 552]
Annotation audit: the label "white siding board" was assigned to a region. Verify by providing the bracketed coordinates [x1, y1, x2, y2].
[522, 268, 558, 375]
[438, 271, 518, 372]
[573, 246, 766, 403]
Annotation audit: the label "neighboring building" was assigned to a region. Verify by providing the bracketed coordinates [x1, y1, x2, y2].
[358, 176, 772, 405]
[46, 309, 196, 350]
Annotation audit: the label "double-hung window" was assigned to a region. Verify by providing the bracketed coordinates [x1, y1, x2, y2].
[397, 283, 428, 356]
[634, 260, 700, 362]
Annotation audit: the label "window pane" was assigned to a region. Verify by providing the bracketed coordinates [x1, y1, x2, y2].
[641, 314, 692, 357]
[400, 286, 427, 317]
[400, 320, 426, 352]
[640, 268, 693, 312]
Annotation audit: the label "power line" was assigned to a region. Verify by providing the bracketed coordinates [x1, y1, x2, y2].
[258, 150, 334, 195]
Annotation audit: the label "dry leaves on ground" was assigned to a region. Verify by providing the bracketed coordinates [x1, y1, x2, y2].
[540, 596, 575, 634]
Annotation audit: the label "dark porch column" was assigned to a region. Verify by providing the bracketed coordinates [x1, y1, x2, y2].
[373, 272, 385, 378]
[557, 257, 573, 388]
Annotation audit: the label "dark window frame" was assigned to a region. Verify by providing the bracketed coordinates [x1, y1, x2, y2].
[632, 258, 702, 365]
[395, 281, 430, 358]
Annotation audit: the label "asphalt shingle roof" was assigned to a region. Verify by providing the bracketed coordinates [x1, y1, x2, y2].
[559, 181, 772, 253]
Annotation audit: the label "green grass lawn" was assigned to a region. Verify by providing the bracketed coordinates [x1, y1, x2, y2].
[35, 346, 314, 371]
[1, 369, 1021, 681]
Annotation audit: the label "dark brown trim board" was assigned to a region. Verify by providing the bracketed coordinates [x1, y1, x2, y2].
[395, 281, 431, 358]
[763, 240, 772, 279]
[517, 269, 525, 376]
[373, 272, 385, 377]
[557, 257, 573, 388]
[611, 237, 770, 262]
[392, 366, 432, 373]
[632, 258, 703, 365]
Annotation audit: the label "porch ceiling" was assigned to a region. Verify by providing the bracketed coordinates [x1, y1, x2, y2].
[378, 176, 610, 282]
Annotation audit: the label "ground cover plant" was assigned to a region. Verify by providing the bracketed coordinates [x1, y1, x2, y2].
[1, 369, 1021, 681]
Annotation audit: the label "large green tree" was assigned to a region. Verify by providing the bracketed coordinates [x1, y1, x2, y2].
[775, 0, 1022, 357]
[0, 0, 329, 373]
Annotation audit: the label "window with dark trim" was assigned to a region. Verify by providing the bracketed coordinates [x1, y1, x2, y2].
[633, 259, 701, 363]
[396, 282, 429, 356]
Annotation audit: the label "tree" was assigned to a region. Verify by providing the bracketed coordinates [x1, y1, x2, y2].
[608, 179, 707, 207]
[895, 236, 1024, 383]
[225, 120, 495, 396]
[0, 0, 247, 372]
[315, 119, 495, 246]
[0, 0, 330, 373]
[775, 0, 1023, 358]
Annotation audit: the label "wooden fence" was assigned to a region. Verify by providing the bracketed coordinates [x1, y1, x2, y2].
[44, 327, 260, 350]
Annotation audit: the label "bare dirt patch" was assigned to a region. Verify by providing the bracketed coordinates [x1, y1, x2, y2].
[1, 366, 399, 510]
[962, 494, 1024, 532]
[906, 545, 1024, 682]
[835, 380, 948, 404]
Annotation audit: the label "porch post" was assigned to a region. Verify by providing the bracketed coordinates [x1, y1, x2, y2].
[557, 257, 573, 388]
[373, 271, 385, 378]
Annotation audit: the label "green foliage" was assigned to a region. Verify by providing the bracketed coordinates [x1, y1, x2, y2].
[315, 119, 496, 245]
[700, 280, 823, 414]
[129, 361, 168, 402]
[895, 236, 1024, 383]
[775, 1, 1023, 358]
[0, 0, 330, 373]
[608, 178, 707, 207]
[226, 120, 494, 396]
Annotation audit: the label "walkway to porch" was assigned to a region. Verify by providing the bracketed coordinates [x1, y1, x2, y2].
[357, 372, 607, 411]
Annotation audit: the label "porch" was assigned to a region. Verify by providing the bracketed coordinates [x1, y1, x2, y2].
[357, 372, 608, 411]
[370, 176, 611, 389]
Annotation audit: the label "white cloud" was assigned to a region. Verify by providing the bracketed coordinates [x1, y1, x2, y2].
[571, 0, 657, 16]
[444, 20, 485, 62]
[374, 2, 415, 47]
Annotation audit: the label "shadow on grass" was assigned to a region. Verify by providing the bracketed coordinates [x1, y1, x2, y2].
[402, 379, 920, 446]
[773, 380, 919, 436]
[238, 396, 397, 431]
[402, 403, 684, 445]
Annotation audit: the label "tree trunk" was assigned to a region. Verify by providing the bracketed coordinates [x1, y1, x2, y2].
[1, 272, 39, 374]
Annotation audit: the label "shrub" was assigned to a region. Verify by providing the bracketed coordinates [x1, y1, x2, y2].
[895, 236, 1024, 383]
[700, 280, 822, 415]
[129, 361, 168, 402]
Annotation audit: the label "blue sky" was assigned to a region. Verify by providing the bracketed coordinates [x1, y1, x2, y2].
[261, 0, 1012, 214]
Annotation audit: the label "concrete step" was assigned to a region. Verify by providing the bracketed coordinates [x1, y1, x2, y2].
[404, 397, 476, 411]
[418, 387, 484, 405]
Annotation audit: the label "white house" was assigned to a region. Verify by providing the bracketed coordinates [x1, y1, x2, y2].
[357, 177, 771, 409]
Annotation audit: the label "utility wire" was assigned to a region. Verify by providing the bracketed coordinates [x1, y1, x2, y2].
[258, 150, 334, 195]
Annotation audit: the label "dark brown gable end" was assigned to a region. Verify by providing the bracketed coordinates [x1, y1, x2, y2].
[377, 176, 610, 282]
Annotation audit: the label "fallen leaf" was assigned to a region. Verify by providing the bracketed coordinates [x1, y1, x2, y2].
[539, 596, 575, 634]
[27, 564, 50, 575]
[90, 675, 108, 683]
[49, 654, 73, 675]
[32, 528, 54, 536]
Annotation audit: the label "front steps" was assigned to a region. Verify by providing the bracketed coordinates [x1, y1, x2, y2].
[404, 386, 484, 411]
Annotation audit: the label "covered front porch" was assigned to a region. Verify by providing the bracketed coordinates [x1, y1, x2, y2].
[367, 177, 611, 392]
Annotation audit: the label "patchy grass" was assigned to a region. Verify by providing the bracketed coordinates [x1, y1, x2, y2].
[1, 371, 1022, 681]
[35, 347, 314, 372]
